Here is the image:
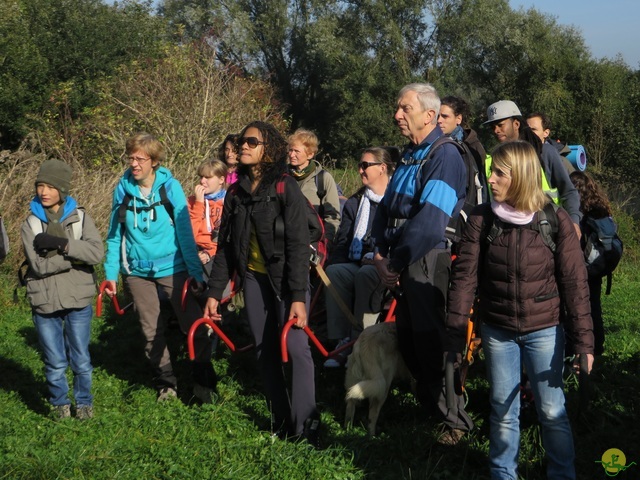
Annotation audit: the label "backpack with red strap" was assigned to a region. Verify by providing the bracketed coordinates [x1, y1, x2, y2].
[274, 174, 327, 267]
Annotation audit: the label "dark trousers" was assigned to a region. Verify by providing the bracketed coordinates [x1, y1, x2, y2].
[243, 270, 316, 436]
[588, 276, 604, 355]
[395, 248, 474, 432]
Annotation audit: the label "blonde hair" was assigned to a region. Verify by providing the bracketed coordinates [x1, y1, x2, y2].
[287, 128, 319, 157]
[125, 132, 166, 167]
[491, 141, 548, 213]
[197, 159, 228, 179]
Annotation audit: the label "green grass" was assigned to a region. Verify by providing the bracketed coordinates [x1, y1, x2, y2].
[1, 263, 639, 479]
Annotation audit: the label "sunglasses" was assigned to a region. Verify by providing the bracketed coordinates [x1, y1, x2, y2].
[237, 137, 266, 149]
[358, 161, 383, 170]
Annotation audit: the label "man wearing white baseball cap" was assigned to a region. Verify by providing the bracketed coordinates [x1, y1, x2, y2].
[484, 100, 582, 234]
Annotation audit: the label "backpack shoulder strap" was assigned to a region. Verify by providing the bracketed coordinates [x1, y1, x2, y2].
[315, 169, 326, 201]
[27, 215, 44, 235]
[274, 175, 287, 258]
[72, 208, 85, 240]
[534, 202, 560, 253]
[158, 182, 175, 221]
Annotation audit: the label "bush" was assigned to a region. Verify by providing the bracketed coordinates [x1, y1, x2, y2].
[0, 43, 287, 270]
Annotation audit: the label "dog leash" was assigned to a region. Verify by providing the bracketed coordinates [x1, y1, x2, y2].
[313, 263, 358, 327]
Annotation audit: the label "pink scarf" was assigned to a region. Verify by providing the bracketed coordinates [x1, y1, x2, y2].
[491, 200, 535, 225]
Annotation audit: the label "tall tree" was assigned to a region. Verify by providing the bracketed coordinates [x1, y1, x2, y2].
[0, 0, 164, 148]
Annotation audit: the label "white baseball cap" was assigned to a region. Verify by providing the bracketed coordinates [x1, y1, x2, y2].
[484, 100, 522, 124]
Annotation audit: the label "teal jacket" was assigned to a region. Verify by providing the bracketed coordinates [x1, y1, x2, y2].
[104, 166, 203, 283]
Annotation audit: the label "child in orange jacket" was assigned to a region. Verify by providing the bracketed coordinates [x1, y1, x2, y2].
[188, 160, 227, 278]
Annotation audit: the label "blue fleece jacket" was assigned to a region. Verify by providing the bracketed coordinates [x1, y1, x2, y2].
[104, 166, 203, 283]
[372, 126, 466, 271]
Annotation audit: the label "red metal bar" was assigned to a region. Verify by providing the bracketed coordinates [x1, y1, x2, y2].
[181, 277, 193, 312]
[187, 317, 253, 360]
[96, 281, 133, 316]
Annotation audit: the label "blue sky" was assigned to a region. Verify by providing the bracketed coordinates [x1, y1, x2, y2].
[510, 0, 640, 67]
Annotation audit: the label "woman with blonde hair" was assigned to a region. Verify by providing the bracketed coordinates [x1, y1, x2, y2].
[446, 141, 594, 479]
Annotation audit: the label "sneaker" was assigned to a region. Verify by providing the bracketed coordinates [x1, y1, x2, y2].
[157, 387, 178, 402]
[193, 384, 218, 404]
[323, 337, 351, 368]
[302, 411, 321, 448]
[76, 405, 94, 420]
[53, 404, 71, 420]
[437, 428, 466, 446]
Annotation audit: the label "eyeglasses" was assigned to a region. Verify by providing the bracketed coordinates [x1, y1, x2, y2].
[125, 155, 151, 164]
[358, 161, 383, 171]
[237, 137, 266, 149]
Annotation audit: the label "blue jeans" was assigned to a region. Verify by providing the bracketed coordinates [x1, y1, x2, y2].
[33, 306, 94, 407]
[483, 323, 575, 480]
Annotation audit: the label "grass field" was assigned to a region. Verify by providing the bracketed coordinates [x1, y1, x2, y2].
[1, 258, 639, 479]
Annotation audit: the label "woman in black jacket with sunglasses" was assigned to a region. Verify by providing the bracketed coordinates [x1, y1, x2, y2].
[204, 121, 319, 446]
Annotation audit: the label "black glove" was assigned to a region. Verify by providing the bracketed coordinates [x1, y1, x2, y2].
[33, 233, 68, 255]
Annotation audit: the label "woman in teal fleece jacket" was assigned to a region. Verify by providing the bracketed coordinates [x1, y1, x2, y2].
[104, 132, 217, 403]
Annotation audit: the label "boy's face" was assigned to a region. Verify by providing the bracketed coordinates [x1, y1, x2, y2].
[36, 182, 62, 208]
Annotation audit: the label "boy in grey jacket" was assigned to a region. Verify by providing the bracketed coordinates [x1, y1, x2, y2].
[21, 159, 104, 419]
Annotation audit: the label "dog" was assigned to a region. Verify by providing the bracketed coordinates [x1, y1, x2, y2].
[344, 322, 412, 436]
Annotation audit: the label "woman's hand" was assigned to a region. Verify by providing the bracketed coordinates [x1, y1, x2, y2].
[194, 184, 206, 203]
[204, 297, 222, 321]
[104, 280, 117, 298]
[574, 353, 595, 374]
[289, 301, 308, 328]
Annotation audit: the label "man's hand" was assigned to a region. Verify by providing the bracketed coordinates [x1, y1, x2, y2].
[204, 297, 222, 321]
[289, 301, 308, 328]
[374, 253, 399, 289]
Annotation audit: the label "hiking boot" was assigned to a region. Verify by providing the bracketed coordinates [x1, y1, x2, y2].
[437, 428, 466, 446]
[157, 387, 178, 402]
[76, 405, 94, 420]
[53, 404, 71, 420]
[193, 384, 218, 404]
[302, 411, 321, 448]
[323, 337, 351, 368]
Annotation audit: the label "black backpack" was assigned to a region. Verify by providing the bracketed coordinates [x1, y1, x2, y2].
[483, 202, 559, 253]
[416, 136, 488, 245]
[583, 216, 623, 294]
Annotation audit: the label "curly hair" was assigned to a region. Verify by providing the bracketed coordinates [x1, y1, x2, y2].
[217, 134, 239, 163]
[570, 171, 611, 218]
[237, 121, 288, 189]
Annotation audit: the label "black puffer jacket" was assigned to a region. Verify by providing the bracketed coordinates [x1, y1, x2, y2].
[208, 174, 310, 303]
[447, 203, 593, 354]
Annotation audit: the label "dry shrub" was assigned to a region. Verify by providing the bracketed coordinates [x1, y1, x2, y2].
[1, 44, 287, 271]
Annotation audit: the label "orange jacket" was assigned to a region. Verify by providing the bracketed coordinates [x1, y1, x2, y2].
[188, 195, 225, 257]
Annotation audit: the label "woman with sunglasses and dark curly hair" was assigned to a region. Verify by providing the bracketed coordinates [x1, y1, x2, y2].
[204, 121, 320, 446]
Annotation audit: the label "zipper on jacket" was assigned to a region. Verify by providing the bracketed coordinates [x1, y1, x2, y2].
[515, 227, 521, 333]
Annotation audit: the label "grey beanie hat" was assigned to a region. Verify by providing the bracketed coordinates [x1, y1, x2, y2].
[35, 159, 73, 199]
